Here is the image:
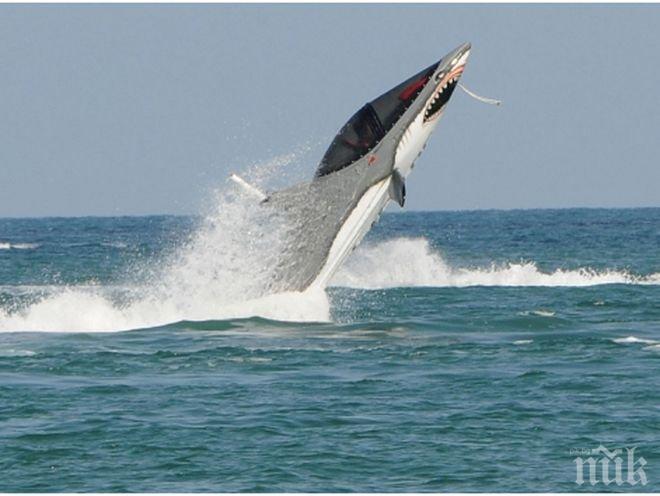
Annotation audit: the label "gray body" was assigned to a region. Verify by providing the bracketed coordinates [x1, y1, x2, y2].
[265, 43, 471, 292]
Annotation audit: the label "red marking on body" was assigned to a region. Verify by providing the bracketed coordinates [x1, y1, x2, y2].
[368, 154, 378, 165]
[399, 76, 429, 101]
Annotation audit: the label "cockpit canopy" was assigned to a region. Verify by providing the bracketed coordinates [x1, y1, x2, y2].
[315, 62, 436, 178]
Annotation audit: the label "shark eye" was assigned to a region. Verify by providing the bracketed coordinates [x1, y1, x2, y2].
[434, 72, 444, 82]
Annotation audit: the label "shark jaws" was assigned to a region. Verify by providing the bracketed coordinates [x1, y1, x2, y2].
[253, 42, 472, 293]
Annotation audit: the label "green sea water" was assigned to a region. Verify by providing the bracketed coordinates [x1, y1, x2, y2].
[0, 208, 658, 491]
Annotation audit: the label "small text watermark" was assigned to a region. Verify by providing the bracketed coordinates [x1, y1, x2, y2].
[571, 445, 647, 486]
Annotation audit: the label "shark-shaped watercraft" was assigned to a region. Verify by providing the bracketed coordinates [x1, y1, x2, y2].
[248, 42, 471, 292]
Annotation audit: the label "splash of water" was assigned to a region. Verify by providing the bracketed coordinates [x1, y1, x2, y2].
[332, 237, 660, 289]
[2, 155, 657, 333]
[0, 151, 330, 333]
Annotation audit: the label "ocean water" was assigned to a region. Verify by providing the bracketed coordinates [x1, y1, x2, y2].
[0, 206, 658, 491]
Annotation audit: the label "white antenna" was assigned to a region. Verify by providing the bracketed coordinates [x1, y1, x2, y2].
[229, 174, 268, 202]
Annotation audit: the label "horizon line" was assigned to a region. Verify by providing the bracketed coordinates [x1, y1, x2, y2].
[1, 205, 659, 221]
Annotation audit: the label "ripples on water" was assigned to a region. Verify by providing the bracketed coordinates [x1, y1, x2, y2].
[0, 207, 658, 491]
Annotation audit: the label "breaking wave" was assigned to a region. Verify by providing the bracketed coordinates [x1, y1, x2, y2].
[331, 238, 660, 289]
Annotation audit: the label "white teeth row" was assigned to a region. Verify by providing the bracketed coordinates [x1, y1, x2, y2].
[424, 77, 456, 118]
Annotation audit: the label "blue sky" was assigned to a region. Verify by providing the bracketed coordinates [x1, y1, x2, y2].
[1, 4, 659, 217]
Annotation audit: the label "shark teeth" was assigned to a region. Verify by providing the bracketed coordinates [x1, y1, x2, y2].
[424, 77, 458, 120]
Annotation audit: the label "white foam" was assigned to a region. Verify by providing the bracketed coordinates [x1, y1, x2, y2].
[532, 310, 556, 317]
[612, 336, 657, 345]
[0, 348, 36, 357]
[513, 339, 534, 345]
[519, 309, 556, 317]
[0, 242, 40, 250]
[0, 287, 329, 333]
[0, 152, 329, 333]
[332, 238, 660, 289]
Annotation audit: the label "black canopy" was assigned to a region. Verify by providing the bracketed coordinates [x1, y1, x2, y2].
[316, 63, 436, 178]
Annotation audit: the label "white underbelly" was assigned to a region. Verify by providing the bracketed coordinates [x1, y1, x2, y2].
[310, 176, 392, 290]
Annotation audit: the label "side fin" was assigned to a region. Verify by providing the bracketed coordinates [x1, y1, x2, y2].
[388, 170, 406, 207]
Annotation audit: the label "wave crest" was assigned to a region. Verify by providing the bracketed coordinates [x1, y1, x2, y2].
[331, 237, 660, 289]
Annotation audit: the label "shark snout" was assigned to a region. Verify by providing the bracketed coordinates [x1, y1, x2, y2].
[457, 42, 471, 57]
[453, 42, 471, 68]
[438, 42, 471, 78]
[423, 42, 471, 123]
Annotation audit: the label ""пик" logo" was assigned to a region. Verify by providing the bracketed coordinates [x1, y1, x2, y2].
[573, 445, 647, 486]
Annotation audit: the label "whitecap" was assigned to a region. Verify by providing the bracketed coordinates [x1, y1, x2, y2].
[612, 336, 657, 345]
[0, 242, 40, 250]
[332, 237, 660, 289]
